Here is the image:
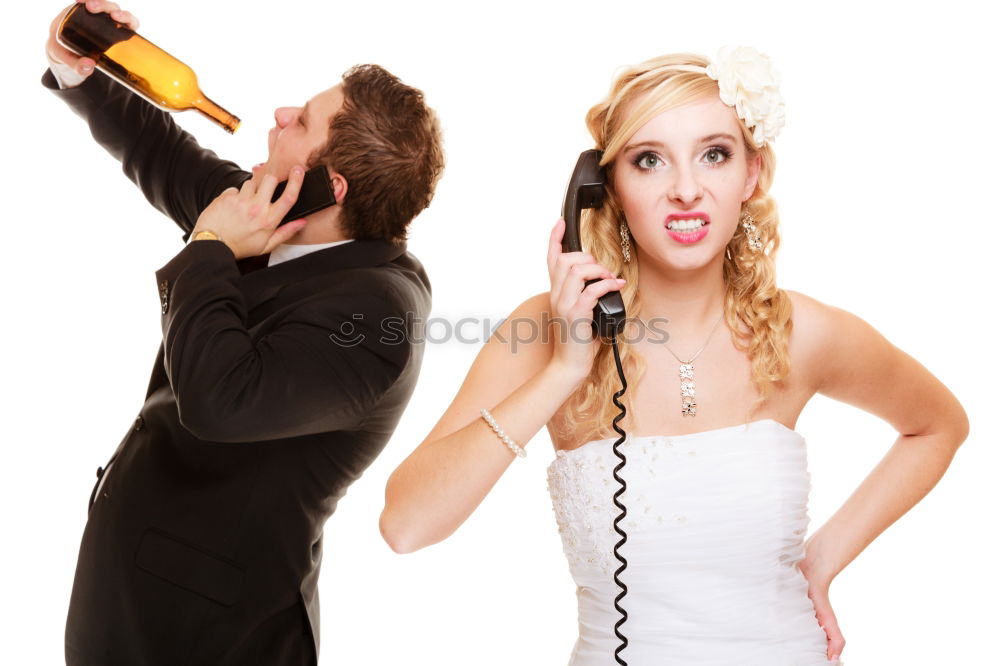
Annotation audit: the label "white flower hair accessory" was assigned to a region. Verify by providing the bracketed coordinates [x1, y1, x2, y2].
[704, 46, 785, 148]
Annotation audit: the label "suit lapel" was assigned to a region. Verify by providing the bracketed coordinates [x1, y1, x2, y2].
[237, 239, 409, 319]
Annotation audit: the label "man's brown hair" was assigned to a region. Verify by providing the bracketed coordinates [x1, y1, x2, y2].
[308, 64, 445, 245]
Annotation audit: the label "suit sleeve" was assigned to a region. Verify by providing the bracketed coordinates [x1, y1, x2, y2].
[154, 240, 411, 443]
[41, 68, 248, 242]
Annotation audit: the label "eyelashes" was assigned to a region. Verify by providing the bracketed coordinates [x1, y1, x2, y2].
[703, 146, 734, 164]
[633, 152, 663, 170]
[631, 146, 734, 172]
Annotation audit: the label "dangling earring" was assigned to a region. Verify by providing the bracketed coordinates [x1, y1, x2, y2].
[741, 209, 763, 253]
[620, 220, 632, 263]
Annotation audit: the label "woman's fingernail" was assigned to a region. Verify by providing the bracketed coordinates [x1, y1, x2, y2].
[831, 655, 839, 663]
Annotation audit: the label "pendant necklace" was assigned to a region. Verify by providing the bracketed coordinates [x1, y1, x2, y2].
[663, 311, 725, 417]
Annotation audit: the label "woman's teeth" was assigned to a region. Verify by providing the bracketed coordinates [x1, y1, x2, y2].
[668, 218, 707, 231]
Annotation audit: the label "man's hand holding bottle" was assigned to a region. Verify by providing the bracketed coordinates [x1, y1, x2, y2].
[46, 1, 139, 83]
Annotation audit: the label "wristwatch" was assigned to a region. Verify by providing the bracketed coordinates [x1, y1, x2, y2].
[190, 229, 222, 243]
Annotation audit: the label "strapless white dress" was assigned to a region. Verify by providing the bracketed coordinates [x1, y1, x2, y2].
[546, 418, 844, 665]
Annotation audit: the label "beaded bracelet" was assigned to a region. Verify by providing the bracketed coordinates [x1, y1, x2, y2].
[480, 408, 527, 458]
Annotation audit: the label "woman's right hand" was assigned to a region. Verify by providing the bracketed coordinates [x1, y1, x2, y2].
[47, 1, 140, 76]
[546, 217, 626, 381]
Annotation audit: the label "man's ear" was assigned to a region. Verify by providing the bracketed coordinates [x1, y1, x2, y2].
[743, 153, 762, 201]
[327, 166, 348, 204]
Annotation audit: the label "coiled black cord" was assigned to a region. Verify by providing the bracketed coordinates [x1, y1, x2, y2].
[609, 330, 629, 665]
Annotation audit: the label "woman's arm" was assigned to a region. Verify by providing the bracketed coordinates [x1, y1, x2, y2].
[380, 219, 626, 554]
[380, 292, 578, 553]
[794, 293, 970, 583]
[787, 292, 969, 661]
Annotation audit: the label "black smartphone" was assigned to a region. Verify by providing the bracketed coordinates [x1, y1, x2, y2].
[561, 149, 627, 339]
[271, 165, 338, 225]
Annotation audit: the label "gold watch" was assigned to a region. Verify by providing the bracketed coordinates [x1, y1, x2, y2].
[190, 229, 222, 243]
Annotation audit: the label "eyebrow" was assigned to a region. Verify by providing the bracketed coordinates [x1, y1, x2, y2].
[623, 133, 739, 152]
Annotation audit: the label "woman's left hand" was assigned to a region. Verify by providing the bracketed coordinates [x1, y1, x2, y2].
[797, 560, 846, 663]
[191, 165, 307, 259]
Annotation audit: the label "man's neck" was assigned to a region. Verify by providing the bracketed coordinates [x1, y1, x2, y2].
[283, 205, 351, 245]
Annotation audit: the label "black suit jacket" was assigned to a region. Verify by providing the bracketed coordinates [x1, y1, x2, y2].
[45, 69, 431, 666]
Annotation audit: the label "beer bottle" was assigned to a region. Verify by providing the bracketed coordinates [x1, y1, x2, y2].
[57, 4, 240, 133]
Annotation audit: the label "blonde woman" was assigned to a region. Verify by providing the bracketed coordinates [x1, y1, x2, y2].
[380, 48, 968, 665]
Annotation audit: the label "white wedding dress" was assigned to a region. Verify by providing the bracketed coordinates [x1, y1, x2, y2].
[546, 418, 844, 665]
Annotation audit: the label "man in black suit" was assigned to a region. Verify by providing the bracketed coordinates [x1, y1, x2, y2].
[45, 2, 444, 664]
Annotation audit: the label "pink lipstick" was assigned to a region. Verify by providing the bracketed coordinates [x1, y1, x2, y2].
[665, 212, 710, 244]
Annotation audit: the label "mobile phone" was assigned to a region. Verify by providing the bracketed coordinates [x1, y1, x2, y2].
[272, 165, 338, 225]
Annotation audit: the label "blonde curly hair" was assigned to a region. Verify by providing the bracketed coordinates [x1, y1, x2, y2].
[552, 53, 793, 444]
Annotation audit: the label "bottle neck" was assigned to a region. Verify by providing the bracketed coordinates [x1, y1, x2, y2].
[192, 95, 241, 134]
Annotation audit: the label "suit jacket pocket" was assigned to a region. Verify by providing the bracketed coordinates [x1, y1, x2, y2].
[135, 527, 246, 607]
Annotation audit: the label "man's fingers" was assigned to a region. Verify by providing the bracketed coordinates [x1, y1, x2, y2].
[82, 1, 140, 31]
[252, 173, 279, 204]
[266, 166, 305, 224]
[49, 2, 140, 72]
[216, 186, 240, 202]
[249, 163, 264, 187]
[47, 5, 82, 67]
[263, 220, 307, 254]
[85, 0, 120, 14]
[110, 9, 139, 30]
[47, 39, 93, 73]
[75, 57, 95, 75]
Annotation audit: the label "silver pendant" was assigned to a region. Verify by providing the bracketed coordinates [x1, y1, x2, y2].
[679, 363, 697, 416]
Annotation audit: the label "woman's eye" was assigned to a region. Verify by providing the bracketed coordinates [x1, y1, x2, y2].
[704, 147, 732, 165]
[634, 152, 662, 170]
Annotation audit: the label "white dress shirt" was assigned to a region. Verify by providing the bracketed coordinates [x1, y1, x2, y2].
[267, 239, 354, 267]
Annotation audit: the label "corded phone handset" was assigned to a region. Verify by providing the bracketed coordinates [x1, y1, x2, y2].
[561, 149, 631, 665]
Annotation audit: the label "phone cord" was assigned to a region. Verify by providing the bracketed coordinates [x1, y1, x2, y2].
[610, 331, 629, 665]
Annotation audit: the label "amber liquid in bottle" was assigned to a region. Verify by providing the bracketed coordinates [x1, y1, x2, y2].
[57, 4, 240, 133]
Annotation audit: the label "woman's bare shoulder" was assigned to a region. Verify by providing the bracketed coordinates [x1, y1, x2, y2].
[784, 288, 898, 393]
[783, 290, 968, 437]
[784, 288, 834, 324]
[508, 290, 551, 320]
[489, 290, 553, 355]
[783, 288, 845, 394]
[785, 288, 862, 342]
[414, 291, 555, 448]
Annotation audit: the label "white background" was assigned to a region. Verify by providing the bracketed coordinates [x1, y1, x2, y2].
[3, 0, 997, 664]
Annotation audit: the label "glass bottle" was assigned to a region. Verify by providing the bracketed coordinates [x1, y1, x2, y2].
[57, 4, 240, 133]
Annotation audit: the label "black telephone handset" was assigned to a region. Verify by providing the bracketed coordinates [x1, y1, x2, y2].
[271, 165, 338, 225]
[561, 149, 627, 339]
[562, 149, 631, 665]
